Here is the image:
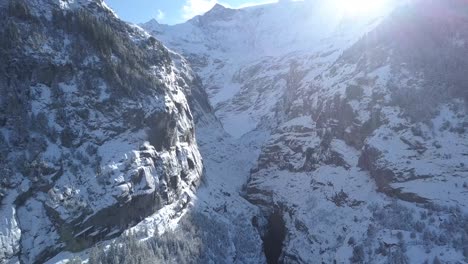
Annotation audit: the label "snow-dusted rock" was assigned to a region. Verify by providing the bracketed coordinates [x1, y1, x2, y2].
[0, 0, 204, 262]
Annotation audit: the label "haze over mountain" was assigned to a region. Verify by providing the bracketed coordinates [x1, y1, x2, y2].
[1, 0, 467, 263]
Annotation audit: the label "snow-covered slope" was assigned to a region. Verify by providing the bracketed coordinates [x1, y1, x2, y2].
[0, 0, 205, 262]
[143, 1, 395, 138]
[144, 0, 468, 263]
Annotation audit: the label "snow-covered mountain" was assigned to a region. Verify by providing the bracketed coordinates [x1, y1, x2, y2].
[143, 0, 468, 263]
[0, 0, 207, 263]
[143, 0, 396, 138]
[1, 0, 468, 263]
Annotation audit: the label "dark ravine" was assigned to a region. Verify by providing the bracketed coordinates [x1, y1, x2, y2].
[263, 210, 286, 264]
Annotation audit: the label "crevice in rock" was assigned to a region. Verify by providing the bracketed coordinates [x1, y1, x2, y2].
[262, 209, 286, 264]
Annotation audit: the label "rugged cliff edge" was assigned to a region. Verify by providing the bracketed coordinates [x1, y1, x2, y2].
[0, 0, 204, 263]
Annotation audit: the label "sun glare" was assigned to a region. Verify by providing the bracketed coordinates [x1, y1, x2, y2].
[337, 0, 390, 16]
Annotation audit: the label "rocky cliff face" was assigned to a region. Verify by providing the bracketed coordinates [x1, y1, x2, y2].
[147, 1, 468, 263]
[0, 0, 204, 263]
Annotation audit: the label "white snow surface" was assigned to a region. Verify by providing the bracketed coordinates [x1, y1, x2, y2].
[143, 0, 395, 139]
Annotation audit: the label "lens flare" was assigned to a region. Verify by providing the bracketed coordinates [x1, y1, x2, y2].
[337, 0, 390, 16]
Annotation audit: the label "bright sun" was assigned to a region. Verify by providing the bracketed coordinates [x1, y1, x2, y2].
[337, 0, 390, 16]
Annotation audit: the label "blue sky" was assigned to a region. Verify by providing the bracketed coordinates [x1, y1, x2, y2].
[105, 0, 277, 25]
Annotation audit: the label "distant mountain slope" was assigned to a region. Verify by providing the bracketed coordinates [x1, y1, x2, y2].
[143, 0, 394, 138]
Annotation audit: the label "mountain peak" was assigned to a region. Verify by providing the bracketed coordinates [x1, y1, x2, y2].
[211, 3, 227, 11]
[141, 18, 167, 34]
[195, 3, 237, 23]
[204, 3, 230, 16]
[146, 18, 160, 26]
